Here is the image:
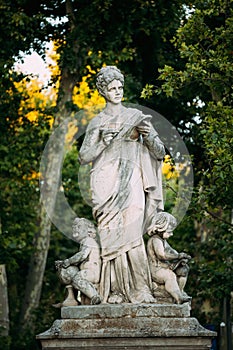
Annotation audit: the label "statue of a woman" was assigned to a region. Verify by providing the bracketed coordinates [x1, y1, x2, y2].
[78, 66, 165, 303]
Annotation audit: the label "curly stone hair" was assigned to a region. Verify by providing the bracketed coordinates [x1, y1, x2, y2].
[72, 217, 96, 238]
[147, 212, 177, 236]
[96, 66, 124, 96]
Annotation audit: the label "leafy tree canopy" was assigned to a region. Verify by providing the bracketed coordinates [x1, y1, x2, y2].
[142, 0, 233, 323]
[143, 0, 233, 211]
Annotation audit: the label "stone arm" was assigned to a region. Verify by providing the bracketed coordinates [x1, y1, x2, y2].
[143, 124, 165, 160]
[62, 245, 91, 268]
[153, 238, 189, 262]
[78, 121, 107, 165]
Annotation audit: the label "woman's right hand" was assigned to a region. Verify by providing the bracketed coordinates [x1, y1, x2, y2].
[102, 129, 118, 145]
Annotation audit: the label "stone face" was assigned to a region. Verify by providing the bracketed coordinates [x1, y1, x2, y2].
[37, 303, 217, 349]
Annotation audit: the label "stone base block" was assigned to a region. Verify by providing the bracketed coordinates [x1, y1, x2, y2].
[37, 303, 216, 349]
[38, 337, 214, 350]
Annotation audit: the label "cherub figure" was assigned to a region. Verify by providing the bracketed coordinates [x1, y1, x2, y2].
[147, 212, 192, 304]
[55, 218, 102, 305]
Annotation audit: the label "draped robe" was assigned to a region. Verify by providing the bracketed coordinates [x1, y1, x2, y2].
[79, 107, 165, 303]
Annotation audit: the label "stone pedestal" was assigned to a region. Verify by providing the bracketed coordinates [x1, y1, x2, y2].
[37, 303, 216, 349]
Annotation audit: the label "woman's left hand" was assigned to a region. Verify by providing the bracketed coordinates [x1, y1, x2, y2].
[136, 120, 151, 137]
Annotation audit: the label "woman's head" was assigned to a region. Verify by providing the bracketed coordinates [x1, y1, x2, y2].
[147, 212, 177, 237]
[96, 66, 124, 97]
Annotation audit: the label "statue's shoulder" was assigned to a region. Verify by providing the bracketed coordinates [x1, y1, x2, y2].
[124, 107, 152, 123]
[125, 106, 142, 115]
[84, 236, 99, 248]
[148, 234, 162, 245]
[152, 235, 164, 247]
[86, 112, 104, 130]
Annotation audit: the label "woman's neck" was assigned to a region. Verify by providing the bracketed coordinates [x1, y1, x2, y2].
[104, 102, 123, 116]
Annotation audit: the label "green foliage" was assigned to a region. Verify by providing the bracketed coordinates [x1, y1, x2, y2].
[142, 0, 233, 326]
[0, 80, 52, 348]
[49, 0, 189, 98]
[200, 103, 232, 209]
[3, 0, 232, 347]
[0, 334, 11, 350]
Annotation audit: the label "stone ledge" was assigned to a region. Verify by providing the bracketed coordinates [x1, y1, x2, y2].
[37, 337, 214, 350]
[37, 303, 217, 349]
[37, 316, 216, 339]
[61, 303, 191, 319]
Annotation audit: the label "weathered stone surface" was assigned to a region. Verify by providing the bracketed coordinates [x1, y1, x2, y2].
[38, 337, 214, 350]
[38, 316, 213, 338]
[61, 302, 191, 319]
[37, 303, 216, 349]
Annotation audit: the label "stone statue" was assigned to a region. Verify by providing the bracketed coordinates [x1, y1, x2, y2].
[147, 212, 192, 304]
[40, 66, 215, 350]
[55, 218, 102, 305]
[78, 66, 166, 303]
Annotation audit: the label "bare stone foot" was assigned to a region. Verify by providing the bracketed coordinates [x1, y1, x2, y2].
[108, 293, 125, 304]
[142, 293, 157, 303]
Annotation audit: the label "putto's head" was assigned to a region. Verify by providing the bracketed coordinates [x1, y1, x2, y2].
[72, 217, 96, 241]
[147, 212, 177, 237]
[96, 66, 124, 97]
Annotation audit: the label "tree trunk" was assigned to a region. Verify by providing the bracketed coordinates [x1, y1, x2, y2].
[0, 264, 9, 336]
[19, 68, 77, 334]
[18, 0, 81, 333]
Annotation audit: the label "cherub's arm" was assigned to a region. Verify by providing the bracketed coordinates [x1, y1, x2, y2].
[62, 244, 91, 268]
[153, 238, 179, 261]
